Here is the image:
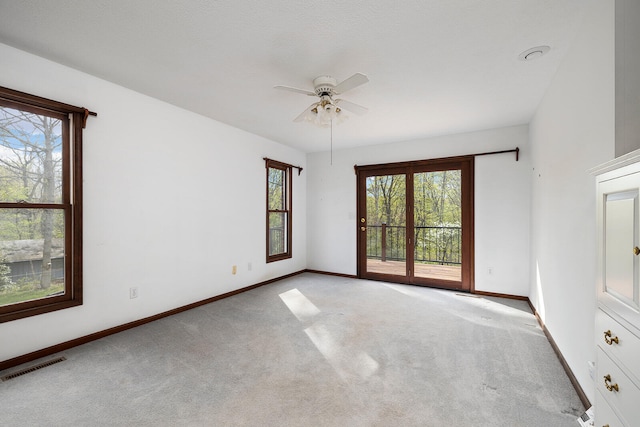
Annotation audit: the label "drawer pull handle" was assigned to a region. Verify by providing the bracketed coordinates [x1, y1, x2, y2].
[604, 374, 619, 392]
[604, 330, 619, 345]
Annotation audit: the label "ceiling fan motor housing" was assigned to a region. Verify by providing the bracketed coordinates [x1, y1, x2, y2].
[313, 75, 337, 96]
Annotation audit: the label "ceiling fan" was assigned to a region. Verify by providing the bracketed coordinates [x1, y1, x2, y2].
[274, 73, 369, 126]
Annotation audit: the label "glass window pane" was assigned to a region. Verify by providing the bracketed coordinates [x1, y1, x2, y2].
[268, 212, 287, 256]
[414, 170, 462, 282]
[0, 208, 65, 307]
[365, 174, 407, 276]
[268, 167, 285, 210]
[0, 106, 63, 203]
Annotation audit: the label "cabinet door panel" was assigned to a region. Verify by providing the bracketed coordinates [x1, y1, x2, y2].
[604, 191, 637, 304]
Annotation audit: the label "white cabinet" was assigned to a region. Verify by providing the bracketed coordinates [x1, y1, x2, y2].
[594, 151, 640, 427]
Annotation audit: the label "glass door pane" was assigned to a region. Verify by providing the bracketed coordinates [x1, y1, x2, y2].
[365, 174, 407, 277]
[413, 170, 462, 282]
[604, 191, 638, 307]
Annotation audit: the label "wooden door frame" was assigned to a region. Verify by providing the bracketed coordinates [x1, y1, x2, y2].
[355, 155, 475, 292]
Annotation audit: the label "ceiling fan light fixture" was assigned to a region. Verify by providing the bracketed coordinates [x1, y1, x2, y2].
[274, 72, 369, 127]
[304, 99, 346, 127]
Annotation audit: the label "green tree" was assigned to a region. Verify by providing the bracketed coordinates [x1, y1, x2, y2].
[413, 170, 461, 264]
[0, 257, 12, 291]
[0, 106, 62, 289]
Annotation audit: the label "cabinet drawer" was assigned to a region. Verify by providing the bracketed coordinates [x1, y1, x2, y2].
[595, 389, 626, 427]
[596, 347, 640, 426]
[596, 309, 640, 384]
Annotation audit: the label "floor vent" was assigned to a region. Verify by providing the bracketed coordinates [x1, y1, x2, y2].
[1, 357, 67, 382]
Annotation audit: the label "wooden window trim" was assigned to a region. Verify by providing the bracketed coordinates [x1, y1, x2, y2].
[0, 86, 93, 323]
[265, 159, 292, 263]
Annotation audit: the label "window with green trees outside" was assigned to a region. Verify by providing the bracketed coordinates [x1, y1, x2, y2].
[0, 86, 90, 322]
[266, 159, 292, 262]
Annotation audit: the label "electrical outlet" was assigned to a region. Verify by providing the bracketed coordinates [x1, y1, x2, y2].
[248, 262, 252, 271]
[129, 287, 138, 299]
[232, 265, 237, 275]
[488, 267, 493, 275]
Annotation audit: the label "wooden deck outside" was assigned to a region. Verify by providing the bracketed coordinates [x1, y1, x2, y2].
[366, 259, 461, 282]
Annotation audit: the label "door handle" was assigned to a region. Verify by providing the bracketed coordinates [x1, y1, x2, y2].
[361, 226, 366, 231]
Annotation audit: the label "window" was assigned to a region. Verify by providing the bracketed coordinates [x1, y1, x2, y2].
[266, 159, 292, 262]
[0, 86, 92, 322]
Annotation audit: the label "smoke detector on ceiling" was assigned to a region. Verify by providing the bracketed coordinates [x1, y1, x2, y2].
[518, 45, 550, 61]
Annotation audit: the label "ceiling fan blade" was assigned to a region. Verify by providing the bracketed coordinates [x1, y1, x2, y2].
[333, 73, 369, 94]
[293, 103, 318, 122]
[274, 85, 316, 96]
[335, 99, 368, 115]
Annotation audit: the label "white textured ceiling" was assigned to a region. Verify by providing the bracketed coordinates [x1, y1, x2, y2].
[0, 0, 585, 152]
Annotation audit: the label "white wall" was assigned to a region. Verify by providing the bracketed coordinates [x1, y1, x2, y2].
[0, 43, 307, 362]
[529, 0, 614, 402]
[1, 4, 615, 397]
[306, 125, 531, 296]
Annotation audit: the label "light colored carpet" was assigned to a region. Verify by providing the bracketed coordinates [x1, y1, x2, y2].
[0, 273, 584, 426]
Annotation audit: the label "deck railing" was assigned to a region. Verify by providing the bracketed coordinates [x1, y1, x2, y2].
[366, 224, 461, 265]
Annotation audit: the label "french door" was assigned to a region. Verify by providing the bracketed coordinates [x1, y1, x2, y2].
[356, 156, 474, 291]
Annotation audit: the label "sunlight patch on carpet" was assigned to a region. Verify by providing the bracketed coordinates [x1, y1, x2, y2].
[279, 288, 321, 322]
